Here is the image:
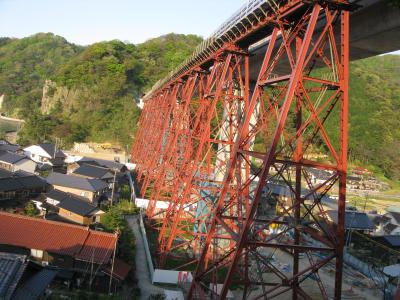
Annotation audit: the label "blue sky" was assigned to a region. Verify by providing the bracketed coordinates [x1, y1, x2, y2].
[0, 0, 247, 45]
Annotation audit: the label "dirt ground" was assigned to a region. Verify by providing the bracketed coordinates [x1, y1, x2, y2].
[231, 249, 383, 300]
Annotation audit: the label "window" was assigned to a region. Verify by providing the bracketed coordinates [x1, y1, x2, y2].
[31, 249, 43, 259]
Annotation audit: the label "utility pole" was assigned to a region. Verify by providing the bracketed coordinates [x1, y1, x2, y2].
[110, 170, 117, 206]
[108, 231, 118, 295]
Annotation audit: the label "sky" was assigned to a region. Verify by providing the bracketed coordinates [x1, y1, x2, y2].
[0, 0, 247, 45]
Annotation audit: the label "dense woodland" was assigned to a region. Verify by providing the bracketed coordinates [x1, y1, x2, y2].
[0, 33, 202, 147]
[0, 33, 399, 179]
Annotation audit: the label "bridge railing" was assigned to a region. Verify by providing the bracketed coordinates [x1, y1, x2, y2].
[211, 0, 268, 38]
[144, 0, 286, 100]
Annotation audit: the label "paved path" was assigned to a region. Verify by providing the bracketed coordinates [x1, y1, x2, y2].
[126, 215, 163, 300]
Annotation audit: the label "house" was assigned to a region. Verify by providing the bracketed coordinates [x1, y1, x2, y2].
[368, 213, 400, 235]
[385, 211, 400, 227]
[307, 168, 333, 185]
[0, 140, 21, 153]
[0, 170, 48, 202]
[373, 235, 400, 251]
[68, 156, 127, 174]
[326, 210, 375, 233]
[71, 163, 114, 183]
[24, 143, 66, 168]
[0, 252, 27, 300]
[103, 258, 132, 285]
[0, 212, 117, 274]
[46, 172, 109, 204]
[0, 151, 36, 173]
[45, 189, 104, 225]
[12, 268, 58, 300]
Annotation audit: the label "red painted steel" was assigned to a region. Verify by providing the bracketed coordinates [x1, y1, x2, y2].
[132, 1, 350, 299]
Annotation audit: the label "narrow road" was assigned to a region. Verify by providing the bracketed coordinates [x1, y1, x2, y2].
[126, 215, 163, 300]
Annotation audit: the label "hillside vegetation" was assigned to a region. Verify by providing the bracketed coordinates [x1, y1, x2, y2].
[0, 33, 202, 147]
[0, 33, 399, 179]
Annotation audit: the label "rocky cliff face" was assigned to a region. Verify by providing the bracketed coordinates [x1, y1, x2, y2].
[41, 80, 83, 114]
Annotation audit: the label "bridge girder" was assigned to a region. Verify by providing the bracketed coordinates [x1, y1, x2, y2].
[132, 1, 350, 299]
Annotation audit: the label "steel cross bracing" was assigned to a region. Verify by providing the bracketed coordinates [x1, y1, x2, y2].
[132, 0, 350, 299]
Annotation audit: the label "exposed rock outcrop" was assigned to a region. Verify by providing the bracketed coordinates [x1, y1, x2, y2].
[41, 80, 82, 114]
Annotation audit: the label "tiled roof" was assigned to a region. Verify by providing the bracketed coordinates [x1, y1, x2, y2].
[0, 252, 27, 300]
[12, 268, 57, 300]
[381, 235, 400, 247]
[0, 144, 20, 153]
[0, 169, 13, 178]
[0, 212, 117, 264]
[384, 223, 399, 234]
[15, 175, 47, 190]
[38, 143, 65, 158]
[103, 258, 132, 281]
[46, 173, 108, 192]
[0, 178, 22, 191]
[0, 151, 27, 164]
[327, 210, 375, 230]
[73, 164, 113, 180]
[386, 212, 400, 224]
[76, 231, 116, 263]
[46, 189, 100, 217]
[0, 171, 47, 192]
[79, 157, 125, 171]
[368, 214, 391, 226]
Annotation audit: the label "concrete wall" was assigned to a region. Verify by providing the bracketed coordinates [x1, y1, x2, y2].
[14, 159, 36, 173]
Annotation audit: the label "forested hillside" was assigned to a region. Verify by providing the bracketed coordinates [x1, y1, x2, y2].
[348, 55, 400, 179]
[0, 33, 202, 147]
[0, 33, 82, 116]
[0, 33, 399, 179]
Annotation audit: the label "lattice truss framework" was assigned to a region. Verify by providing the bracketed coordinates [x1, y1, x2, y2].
[132, 1, 350, 299]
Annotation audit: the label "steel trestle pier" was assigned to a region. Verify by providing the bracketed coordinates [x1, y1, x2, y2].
[132, 0, 351, 299]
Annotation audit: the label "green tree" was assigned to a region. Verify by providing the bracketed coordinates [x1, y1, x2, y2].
[24, 202, 36, 217]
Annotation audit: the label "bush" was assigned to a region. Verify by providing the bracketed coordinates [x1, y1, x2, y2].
[100, 205, 136, 264]
[24, 201, 36, 217]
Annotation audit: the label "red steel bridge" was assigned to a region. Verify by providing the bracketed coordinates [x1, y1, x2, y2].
[131, 0, 400, 299]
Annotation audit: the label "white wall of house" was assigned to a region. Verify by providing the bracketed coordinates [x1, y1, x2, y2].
[30, 249, 43, 259]
[14, 159, 37, 173]
[45, 197, 60, 206]
[24, 145, 52, 165]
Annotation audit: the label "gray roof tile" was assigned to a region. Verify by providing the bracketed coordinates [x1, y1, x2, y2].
[12, 268, 57, 300]
[38, 143, 65, 158]
[46, 173, 108, 192]
[0, 151, 27, 164]
[327, 210, 375, 230]
[0, 252, 27, 300]
[46, 189, 99, 216]
[73, 164, 113, 179]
